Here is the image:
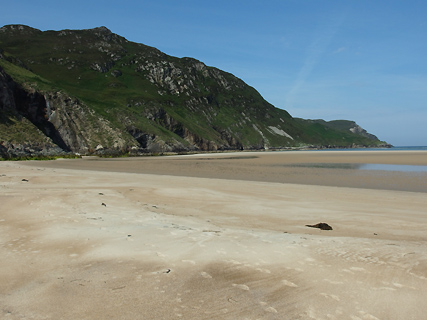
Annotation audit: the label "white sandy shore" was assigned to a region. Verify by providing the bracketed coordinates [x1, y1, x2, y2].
[1, 151, 427, 319]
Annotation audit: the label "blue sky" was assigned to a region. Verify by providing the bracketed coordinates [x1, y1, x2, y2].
[2, 0, 427, 145]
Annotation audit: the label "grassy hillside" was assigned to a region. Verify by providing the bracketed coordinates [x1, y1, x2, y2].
[0, 25, 389, 156]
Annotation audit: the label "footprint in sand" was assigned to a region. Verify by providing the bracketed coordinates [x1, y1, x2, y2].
[341, 268, 354, 274]
[356, 310, 380, 320]
[265, 306, 278, 313]
[232, 284, 250, 291]
[260, 303, 278, 313]
[392, 282, 410, 289]
[226, 260, 242, 265]
[282, 280, 298, 287]
[320, 293, 340, 301]
[324, 279, 344, 285]
[256, 268, 271, 274]
[200, 272, 212, 279]
[373, 286, 396, 291]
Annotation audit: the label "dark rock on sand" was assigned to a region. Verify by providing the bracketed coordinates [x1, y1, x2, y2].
[306, 223, 333, 230]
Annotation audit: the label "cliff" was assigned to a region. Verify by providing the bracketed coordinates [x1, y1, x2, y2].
[0, 25, 389, 158]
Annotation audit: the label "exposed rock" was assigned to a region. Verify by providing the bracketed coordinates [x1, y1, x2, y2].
[311, 119, 380, 141]
[110, 69, 122, 77]
[1, 67, 67, 158]
[306, 223, 333, 231]
[91, 61, 115, 73]
[349, 124, 379, 140]
[0, 141, 65, 159]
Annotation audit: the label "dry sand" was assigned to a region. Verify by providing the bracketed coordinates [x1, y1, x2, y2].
[1, 150, 427, 319]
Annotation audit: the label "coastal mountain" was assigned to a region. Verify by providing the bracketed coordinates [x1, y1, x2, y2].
[310, 119, 379, 141]
[0, 25, 389, 158]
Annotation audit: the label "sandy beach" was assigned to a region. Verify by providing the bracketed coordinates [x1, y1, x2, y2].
[1, 150, 427, 319]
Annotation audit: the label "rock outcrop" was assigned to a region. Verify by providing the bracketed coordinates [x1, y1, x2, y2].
[0, 66, 64, 158]
[0, 65, 139, 157]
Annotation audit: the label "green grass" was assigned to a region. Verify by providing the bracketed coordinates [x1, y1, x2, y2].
[0, 59, 55, 92]
[0, 112, 50, 144]
[1, 154, 81, 161]
[0, 25, 387, 151]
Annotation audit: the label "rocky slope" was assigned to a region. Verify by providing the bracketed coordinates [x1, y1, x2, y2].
[310, 119, 379, 141]
[0, 25, 389, 158]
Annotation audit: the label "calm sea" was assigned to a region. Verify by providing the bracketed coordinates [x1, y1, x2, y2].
[389, 146, 427, 151]
[300, 146, 427, 172]
[311, 146, 427, 151]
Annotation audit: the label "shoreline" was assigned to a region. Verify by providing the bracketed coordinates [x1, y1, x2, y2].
[22, 150, 427, 193]
[6, 144, 424, 161]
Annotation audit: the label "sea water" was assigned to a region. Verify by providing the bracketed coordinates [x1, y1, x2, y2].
[360, 163, 427, 172]
[286, 163, 427, 172]
[287, 146, 427, 172]
[390, 146, 427, 151]
[309, 146, 427, 152]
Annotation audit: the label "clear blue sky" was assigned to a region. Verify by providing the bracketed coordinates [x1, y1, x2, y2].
[2, 0, 427, 145]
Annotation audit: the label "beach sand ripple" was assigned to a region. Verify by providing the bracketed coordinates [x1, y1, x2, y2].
[1, 151, 426, 319]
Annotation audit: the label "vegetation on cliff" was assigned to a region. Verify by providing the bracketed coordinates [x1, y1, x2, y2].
[0, 25, 389, 158]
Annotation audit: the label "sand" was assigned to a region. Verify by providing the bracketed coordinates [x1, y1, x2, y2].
[1, 150, 427, 319]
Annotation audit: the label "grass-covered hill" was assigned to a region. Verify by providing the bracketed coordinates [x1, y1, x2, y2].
[0, 25, 389, 158]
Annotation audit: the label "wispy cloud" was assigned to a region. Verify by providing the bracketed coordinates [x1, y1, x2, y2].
[285, 13, 346, 108]
[333, 46, 347, 54]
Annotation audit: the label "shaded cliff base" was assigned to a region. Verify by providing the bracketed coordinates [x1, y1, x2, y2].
[0, 144, 394, 161]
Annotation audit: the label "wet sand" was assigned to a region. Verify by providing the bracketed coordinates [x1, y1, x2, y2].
[1, 150, 427, 319]
[21, 150, 427, 192]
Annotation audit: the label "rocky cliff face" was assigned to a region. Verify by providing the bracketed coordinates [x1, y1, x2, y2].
[313, 119, 380, 141]
[348, 123, 379, 141]
[0, 66, 63, 158]
[0, 66, 141, 157]
[0, 25, 388, 158]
